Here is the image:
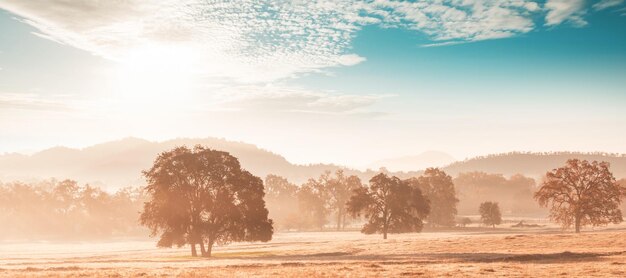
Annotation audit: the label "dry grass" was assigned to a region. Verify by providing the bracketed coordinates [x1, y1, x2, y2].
[1, 227, 625, 277]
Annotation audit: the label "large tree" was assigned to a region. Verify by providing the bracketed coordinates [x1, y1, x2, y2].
[347, 173, 429, 239]
[408, 168, 458, 227]
[479, 201, 502, 228]
[534, 159, 625, 233]
[140, 146, 273, 257]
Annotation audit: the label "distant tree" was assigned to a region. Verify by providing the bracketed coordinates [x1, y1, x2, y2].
[264, 175, 299, 230]
[479, 202, 502, 228]
[140, 146, 273, 257]
[454, 172, 539, 215]
[311, 170, 363, 230]
[534, 159, 625, 233]
[297, 181, 328, 230]
[457, 217, 472, 227]
[620, 179, 626, 213]
[0, 179, 147, 240]
[408, 168, 458, 227]
[347, 173, 429, 239]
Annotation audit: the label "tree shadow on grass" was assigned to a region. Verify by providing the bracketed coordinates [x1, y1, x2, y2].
[211, 250, 625, 265]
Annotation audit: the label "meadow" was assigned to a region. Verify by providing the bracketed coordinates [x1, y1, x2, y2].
[1, 224, 625, 277]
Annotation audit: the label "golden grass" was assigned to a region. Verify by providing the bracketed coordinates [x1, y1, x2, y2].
[1, 228, 625, 277]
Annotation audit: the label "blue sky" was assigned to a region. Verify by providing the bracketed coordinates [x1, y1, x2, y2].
[0, 0, 625, 168]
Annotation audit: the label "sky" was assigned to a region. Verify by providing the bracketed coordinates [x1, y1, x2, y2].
[0, 0, 625, 168]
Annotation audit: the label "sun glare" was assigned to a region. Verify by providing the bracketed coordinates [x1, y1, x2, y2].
[112, 44, 200, 111]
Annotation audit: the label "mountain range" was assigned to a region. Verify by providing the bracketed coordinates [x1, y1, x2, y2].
[1, 137, 625, 189]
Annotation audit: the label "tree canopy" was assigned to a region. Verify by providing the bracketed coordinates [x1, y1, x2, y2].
[479, 201, 502, 228]
[534, 159, 625, 233]
[347, 173, 429, 239]
[140, 146, 273, 257]
[408, 168, 458, 227]
[310, 170, 363, 230]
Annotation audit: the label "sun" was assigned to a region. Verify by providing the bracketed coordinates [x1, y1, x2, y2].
[112, 43, 200, 110]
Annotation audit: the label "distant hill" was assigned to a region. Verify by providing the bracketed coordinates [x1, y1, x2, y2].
[443, 152, 626, 179]
[0, 137, 349, 189]
[1, 138, 625, 190]
[367, 151, 455, 172]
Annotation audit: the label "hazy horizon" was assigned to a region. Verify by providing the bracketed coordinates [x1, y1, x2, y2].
[1, 1, 626, 167]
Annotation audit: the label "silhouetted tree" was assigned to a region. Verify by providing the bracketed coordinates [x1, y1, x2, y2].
[347, 173, 429, 239]
[534, 159, 625, 233]
[408, 168, 458, 227]
[140, 146, 273, 257]
[479, 202, 502, 228]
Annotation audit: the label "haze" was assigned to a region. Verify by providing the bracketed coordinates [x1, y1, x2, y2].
[1, 1, 625, 167]
[1, 1, 626, 277]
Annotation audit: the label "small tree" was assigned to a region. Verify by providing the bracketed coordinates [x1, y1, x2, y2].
[479, 202, 502, 228]
[534, 159, 625, 233]
[140, 146, 273, 257]
[346, 173, 429, 239]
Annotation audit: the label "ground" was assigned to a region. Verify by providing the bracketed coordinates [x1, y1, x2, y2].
[1, 227, 625, 277]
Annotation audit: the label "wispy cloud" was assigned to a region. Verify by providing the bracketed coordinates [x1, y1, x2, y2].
[0, 93, 74, 112]
[545, 0, 587, 27]
[209, 84, 393, 115]
[373, 0, 537, 42]
[0, 0, 622, 82]
[593, 0, 625, 11]
[0, 1, 370, 83]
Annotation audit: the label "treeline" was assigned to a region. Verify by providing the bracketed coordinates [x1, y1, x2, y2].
[1, 158, 624, 241]
[0, 170, 545, 240]
[265, 168, 462, 231]
[449, 151, 626, 165]
[0, 179, 147, 240]
[454, 172, 541, 215]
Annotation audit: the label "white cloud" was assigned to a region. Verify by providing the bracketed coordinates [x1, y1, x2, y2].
[0, 0, 549, 83]
[0, 0, 619, 85]
[0, 93, 74, 112]
[593, 0, 625, 10]
[545, 0, 587, 26]
[372, 0, 537, 42]
[0, 0, 370, 83]
[208, 84, 392, 115]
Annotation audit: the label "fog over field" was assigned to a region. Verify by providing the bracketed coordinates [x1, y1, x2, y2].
[1, 0, 626, 277]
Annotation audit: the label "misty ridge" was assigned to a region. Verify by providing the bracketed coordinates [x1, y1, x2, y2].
[2, 137, 626, 188]
[1, 137, 625, 242]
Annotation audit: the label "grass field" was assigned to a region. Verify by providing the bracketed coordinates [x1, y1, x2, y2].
[1, 226, 625, 277]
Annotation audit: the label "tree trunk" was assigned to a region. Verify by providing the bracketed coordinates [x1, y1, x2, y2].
[199, 239, 207, 256]
[190, 242, 198, 257]
[383, 222, 388, 240]
[205, 238, 214, 257]
[336, 209, 342, 231]
[575, 215, 581, 233]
